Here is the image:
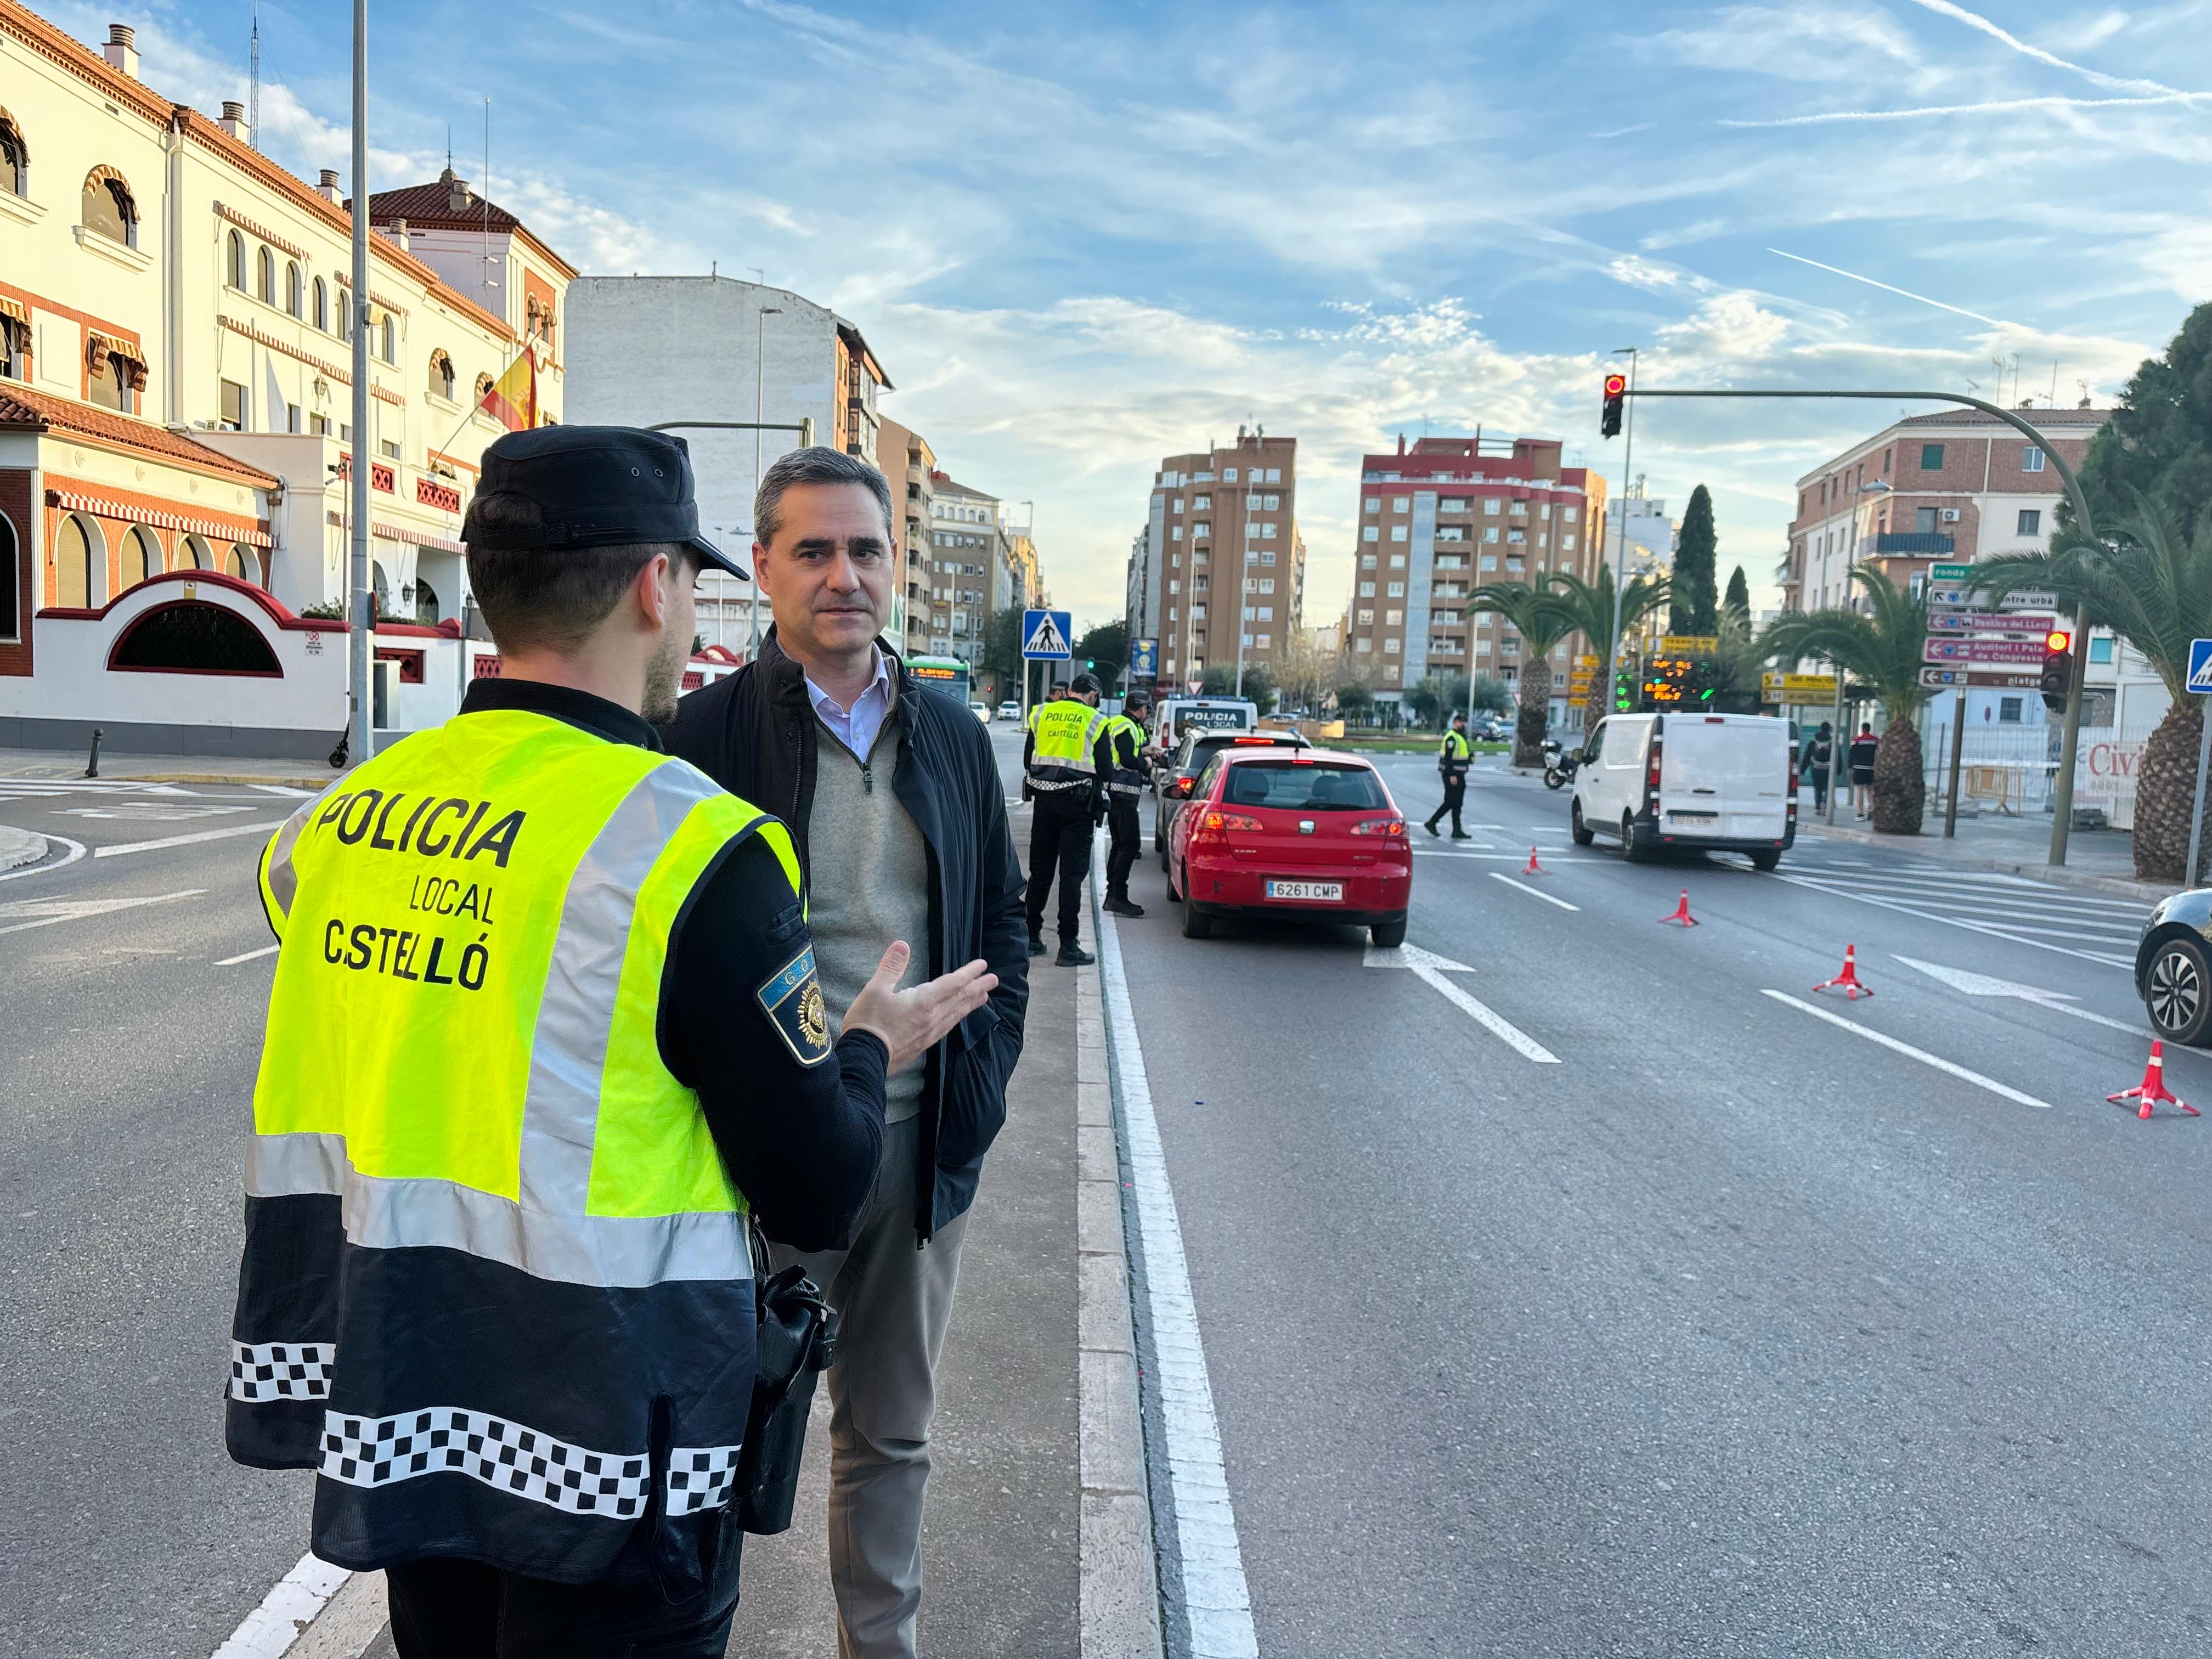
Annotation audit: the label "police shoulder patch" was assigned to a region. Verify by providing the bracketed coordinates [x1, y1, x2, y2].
[758, 945, 833, 1068]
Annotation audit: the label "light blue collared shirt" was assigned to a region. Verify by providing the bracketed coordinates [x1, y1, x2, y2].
[806, 648, 895, 760]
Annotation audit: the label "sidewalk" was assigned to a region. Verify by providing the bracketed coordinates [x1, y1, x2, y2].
[0, 745, 339, 790]
[1798, 800, 2176, 903]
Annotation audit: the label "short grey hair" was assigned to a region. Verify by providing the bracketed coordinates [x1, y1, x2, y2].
[754, 446, 895, 548]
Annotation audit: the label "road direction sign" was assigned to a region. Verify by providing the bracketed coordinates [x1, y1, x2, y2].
[1922, 636, 2044, 666]
[1762, 672, 1838, 701]
[1929, 562, 1974, 582]
[1928, 610, 2056, 639]
[1918, 667, 2041, 689]
[1129, 637, 1158, 678]
[2190, 639, 2212, 694]
[1660, 635, 1718, 654]
[1022, 608, 1073, 660]
[1926, 582, 2058, 614]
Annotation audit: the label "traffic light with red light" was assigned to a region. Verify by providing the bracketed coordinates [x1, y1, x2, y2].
[2040, 628, 2073, 712]
[1601, 373, 1627, 439]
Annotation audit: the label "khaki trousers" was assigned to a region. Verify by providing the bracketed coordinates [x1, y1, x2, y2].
[769, 1116, 969, 1659]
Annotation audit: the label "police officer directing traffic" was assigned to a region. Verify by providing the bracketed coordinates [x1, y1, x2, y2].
[1023, 671, 1110, 965]
[224, 425, 995, 1658]
[1424, 710, 1473, 839]
[1101, 690, 1153, 918]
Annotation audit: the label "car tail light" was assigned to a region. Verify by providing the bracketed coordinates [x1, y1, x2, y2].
[1646, 727, 1663, 805]
[1169, 776, 1195, 798]
[1201, 811, 1265, 833]
[1350, 817, 1405, 837]
[1232, 736, 1274, 745]
[1786, 740, 1799, 820]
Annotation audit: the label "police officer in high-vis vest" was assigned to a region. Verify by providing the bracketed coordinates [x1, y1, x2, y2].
[1023, 672, 1110, 966]
[1425, 710, 1473, 839]
[225, 427, 995, 1659]
[1101, 690, 1153, 918]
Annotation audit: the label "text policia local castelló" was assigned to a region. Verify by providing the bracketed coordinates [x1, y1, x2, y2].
[307, 786, 523, 992]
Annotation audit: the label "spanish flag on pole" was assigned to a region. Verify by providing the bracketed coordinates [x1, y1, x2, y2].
[479, 348, 537, 431]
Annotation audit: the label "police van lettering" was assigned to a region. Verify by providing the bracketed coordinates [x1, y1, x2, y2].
[324, 918, 489, 990]
[317, 790, 527, 866]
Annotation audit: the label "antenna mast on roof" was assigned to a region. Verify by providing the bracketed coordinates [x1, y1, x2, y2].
[248, 9, 261, 150]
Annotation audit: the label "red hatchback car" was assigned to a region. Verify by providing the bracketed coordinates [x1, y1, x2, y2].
[1165, 749, 1411, 946]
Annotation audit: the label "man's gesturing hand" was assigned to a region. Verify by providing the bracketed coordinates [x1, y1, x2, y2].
[842, 941, 998, 1075]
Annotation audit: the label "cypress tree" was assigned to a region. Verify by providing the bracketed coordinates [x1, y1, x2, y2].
[1723, 564, 1751, 623]
[1670, 485, 1718, 635]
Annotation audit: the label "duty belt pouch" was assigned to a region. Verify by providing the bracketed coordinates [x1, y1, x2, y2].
[738, 1226, 838, 1536]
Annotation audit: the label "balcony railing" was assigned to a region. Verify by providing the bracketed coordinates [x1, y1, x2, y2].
[1863, 531, 1955, 556]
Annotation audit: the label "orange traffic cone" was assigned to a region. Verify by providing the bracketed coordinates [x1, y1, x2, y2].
[1658, 888, 1699, 927]
[1813, 945, 1873, 1000]
[1524, 846, 1545, 876]
[2108, 1040, 2198, 1119]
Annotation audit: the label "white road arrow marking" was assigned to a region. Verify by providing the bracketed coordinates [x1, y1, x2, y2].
[93, 820, 285, 857]
[1366, 941, 1558, 1063]
[1891, 955, 2151, 1037]
[0, 888, 204, 937]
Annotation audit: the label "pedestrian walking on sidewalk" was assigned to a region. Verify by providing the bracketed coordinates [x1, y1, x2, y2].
[667, 444, 1031, 1659]
[1805, 721, 1834, 816]
[228, 427, 996, 1659]
[1424, 711, 1473, 838]
[1102, 690, 1153, 917]
[1024, 670, 1110, 964]
[1848, 721, 1879, 818]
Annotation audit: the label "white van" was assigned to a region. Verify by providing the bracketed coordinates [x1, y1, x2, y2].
[1570, 712, 1797, 870]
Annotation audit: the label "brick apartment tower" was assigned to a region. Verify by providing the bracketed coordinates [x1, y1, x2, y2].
[1125, 430, 1302, 696]
[1339, 435, 1606, 715]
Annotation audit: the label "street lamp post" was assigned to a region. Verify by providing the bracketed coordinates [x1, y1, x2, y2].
[750, 306, 782, 654]
[345, 0, 371, 768]
[1604, 347, 1639, 723]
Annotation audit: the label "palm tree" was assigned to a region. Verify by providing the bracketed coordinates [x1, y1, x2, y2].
[1463, 580, 1576, 765]
[1757, 566, 1932, 833]
[1977, 508, 2212, 882]
[1541, 569, 1672, 732]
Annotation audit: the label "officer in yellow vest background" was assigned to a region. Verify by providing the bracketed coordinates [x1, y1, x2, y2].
[225, 426, 995, 1658]
[1424, 710, 1474, 839]
[1023, 672, 1110, 966]
[1100, 690, 1153, 919]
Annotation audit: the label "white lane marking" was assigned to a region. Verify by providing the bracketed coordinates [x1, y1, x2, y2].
[249, 783, 318, 797]
[0, 888, 204, 936]
[1408, 961, 1562, 1063]
[211, 1551, 351, 1659]
[1412, 850, 1598, 863]
[1769, 871, 2134, 969]
[93, 820, 285, 857]
[1891, 955, 2152, 1038]
[1808, 871, 2149, 917]
[1092, 847, 1260, 1659]
[0, 834, 84, 882]
[1760, 990, 2052, 1108]
[218, 943, 281, 966]
[1364, 940, 1476, 972]
[1489, 871, 1581, 911]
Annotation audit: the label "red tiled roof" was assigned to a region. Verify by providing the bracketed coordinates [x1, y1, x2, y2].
[0, 383, 280, 486]
[370, 178, 522, 234]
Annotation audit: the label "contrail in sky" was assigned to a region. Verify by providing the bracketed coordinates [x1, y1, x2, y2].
[1768, 249, 2015, 329]
[1722, 91, 2209, 127]
[1900, 0, 2190, 96]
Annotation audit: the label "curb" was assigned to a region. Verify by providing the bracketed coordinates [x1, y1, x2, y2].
[1076, 873, 1168, 1659]
[0, 825, 43, 872]
[1801, 821, 2177, 904]
[115, 771, 336, 791]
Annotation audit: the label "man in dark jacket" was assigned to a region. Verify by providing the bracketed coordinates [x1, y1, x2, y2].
[665, 447, 1029, 1659]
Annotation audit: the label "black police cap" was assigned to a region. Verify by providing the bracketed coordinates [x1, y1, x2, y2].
[1070, 672, 1103, 695]
[462, 425, 747, 580]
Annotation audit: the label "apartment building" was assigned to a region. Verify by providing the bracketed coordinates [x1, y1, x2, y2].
[1125, 428, 1302, 694]
[1604, 489, 1677, 571]
[922, 472, 1012, 689]
[877, 415, 934, 656]
[1339, 435, 1606, 707]
[1785, 405, 2108, 612]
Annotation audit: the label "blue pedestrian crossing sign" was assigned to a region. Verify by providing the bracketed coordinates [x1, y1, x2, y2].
[2191, 639, 2212, 695]
[1023, 609, 1073, 660]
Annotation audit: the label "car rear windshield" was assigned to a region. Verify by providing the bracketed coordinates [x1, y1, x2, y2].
[1193, 734, 1296, 766]
[1223, 761, 1387, 810]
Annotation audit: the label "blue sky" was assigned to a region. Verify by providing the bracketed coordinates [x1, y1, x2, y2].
[64, 0, 2212, 632]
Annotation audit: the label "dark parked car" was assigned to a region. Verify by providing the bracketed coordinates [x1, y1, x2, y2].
[2137, 890, 2212, 1045]
[1152, 728, 1311, 866]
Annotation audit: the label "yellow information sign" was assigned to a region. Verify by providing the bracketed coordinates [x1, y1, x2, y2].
[1661, 635, 1719, 655]
[1762, 672, 1839, 701]
[1575, 654, 1600, 670]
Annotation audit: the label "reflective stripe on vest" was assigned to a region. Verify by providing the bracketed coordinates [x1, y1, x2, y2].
[252, 710, 797, 1289]
[1102, 713, 1147, 794]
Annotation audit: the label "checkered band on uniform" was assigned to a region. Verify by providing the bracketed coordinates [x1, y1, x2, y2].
[318, 1407, 741, 1520]
[230, 1340, 335, 1402]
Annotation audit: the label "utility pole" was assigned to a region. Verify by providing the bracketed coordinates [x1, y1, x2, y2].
[1626, 387, 2098, 864]
[346, 0, 370, 768]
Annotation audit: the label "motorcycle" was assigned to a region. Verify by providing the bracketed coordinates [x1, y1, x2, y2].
[1541, 738, 1582, 792]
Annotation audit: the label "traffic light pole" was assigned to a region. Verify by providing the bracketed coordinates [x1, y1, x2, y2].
[1626, 388, 2097, 864]
[1605, 351, 1638, 725]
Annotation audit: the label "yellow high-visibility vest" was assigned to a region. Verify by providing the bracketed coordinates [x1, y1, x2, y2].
[1028, 699, 1102, 778]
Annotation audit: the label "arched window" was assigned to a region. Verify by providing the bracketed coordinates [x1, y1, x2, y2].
[428, 349, 455, 400]
[380, 314, 396, 365]
[82, 167, 137, 247]
[88, 343, 132, 413]
[313, 276, 328, 331]
[120, 525, 159, 588]
[177, 535, 211, 571]
[372, 561, 391, 616]
[285, 262, 303, 317]
[53, 515, 98, 608]
[225, 544, 260, 585]
[0, 511, 18, 641]
[336, 289, 352, 342]
[474, 372, 494, 405]
[0, 106, 27, 199]
[413, 576, 440, 625]
[110, 601, 281, 676]
[227, 229, 245, 289]
[257, 246, 274, 303]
